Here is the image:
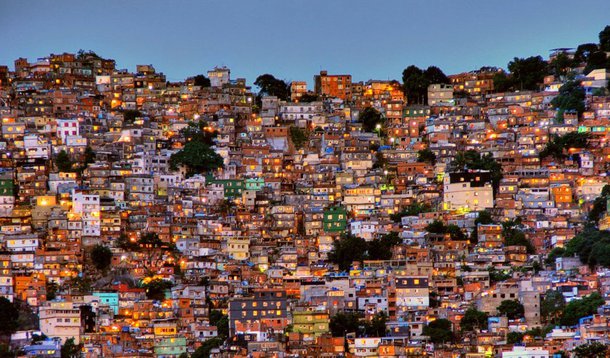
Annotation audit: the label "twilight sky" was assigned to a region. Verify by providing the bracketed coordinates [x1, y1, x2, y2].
[1, 0, 609, 86]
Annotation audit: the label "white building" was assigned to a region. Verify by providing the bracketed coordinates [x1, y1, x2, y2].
[0, 254, 13, 302]
[23, 134, 51, 159]
[56, 118, 79, 143]
[443, 172, 493, 211]
[279, 101, 324, 127]
[207, 67, 230, 88]
[349, 220, 380, 241]
[501, 346, 549, 358]
[353, 338, 381, 357]
[39, 301, 82, 344]
[394, 276, 429, 311]
[428, 83, 454, 106]
[72, 191, 101, 237]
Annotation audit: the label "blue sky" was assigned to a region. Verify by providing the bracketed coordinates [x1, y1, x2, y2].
[1, 0, 609, 86]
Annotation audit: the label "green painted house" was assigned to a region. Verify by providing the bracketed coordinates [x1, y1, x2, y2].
[323, 206, 347, 233]
[208, 178, 244, 198]
[0, 179, 14, 196]
[92, 291, 119, 315]
[154, 337, 187, 357]
[245, 177, 265, 191]
[292, 309, 330, 338]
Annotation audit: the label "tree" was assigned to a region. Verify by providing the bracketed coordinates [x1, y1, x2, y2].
[56, 150, 73, 172]
[493, 71, 513, 92]
[574, 43, 599, 63]
[67, 276, 91, 294]
[545, 247, 565, 266]
[588, 185, 610, 223]
[192, 74, 211, 88]
[169, 140, 224, 177]
[0, 344, 16, 358]
[563, 224, 610, 268]
[358, 107, 385, 133]
[61, 337, 82, 358]
[447, 224, 467, 241]
[122, 109, 142, 123]
[549, 52, 575, 77]
[504, 229, 535, 254]
[488, 267, 511, 283]
[559, 292, 604, 326]
[363, 312, 387, 337]
[83, 146, 96, 166]
[574, 341, 608, 358]
[426, 220, 447, 235]
[390, 202, 432, 222]
[584, 51, 609, 74]
[599, 25, 610, 52]
[541, 289, 566, 324]
[506, 331, 524, 344]
[450, 150, 503, 190]
[507, 56, 548, 91]
[289, 126, 309, 150]
[460, 307, 489, 332]
[429, 291, 441, 308]
[372, 150, 387, 169]
[46, 280, 59, 301]
[192, 337, 223, 358]
[254, 74, 290, 101]
[424, 66, 450, 85]
[328, 234, 368, 271]
[425, 220, 467, 241]
[402, 65, 427, 104]
[77, 50, 100, 60]
[497, 300, 525, 320]
[117, 233, 138, 251]
[0, 297, 18, 336]
[91, 244, 112, 271]
[142, 278, 173, 301]
[475, 210, 494, 226]
[540, 132, 590, 160]
[367, 232, 402, 260]
[298, 93, 319, 102]
[551, 80, 586, 117]
[31, 332, 48, 343]
[330, 312, 361, 337]
[417, 148, 436, 165]
[181, 120, 218, 145]
[210, 310, 229, 338]
[423, 318, 454, 344]
[402, 65, 450, 104]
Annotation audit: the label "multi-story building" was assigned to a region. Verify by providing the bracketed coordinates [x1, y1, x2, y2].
[427, 83, 454, 106]
[443, 172, 494, 212]
[228, 289, 288, 340]
[207, 66, 230, 88]
[39, 301, 82, 344]
[314, 71, 352, 101]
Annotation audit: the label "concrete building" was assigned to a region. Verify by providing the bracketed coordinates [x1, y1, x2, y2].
[502, 346, 549, 358]
[443, 172, 494, 211]
[39, 301, 82, 344]
[428, 83, 454, 106]
[228, 289, 288, 340]
[314, 71, 352, 101]
[207, 66, 230, 88]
